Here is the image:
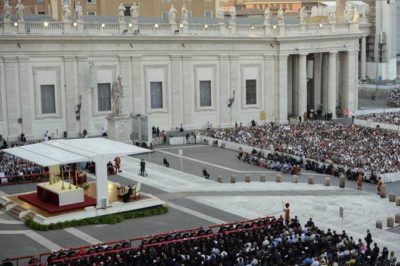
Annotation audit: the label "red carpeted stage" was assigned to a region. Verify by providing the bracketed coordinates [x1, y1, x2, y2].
[18, 192, 96, 213]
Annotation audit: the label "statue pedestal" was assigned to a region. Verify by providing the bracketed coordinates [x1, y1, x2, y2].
[107, 115, 131, 144]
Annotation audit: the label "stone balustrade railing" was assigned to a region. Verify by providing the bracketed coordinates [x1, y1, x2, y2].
[0, 21, 369, 37]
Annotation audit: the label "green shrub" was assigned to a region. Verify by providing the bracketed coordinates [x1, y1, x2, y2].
[26, 205, 168, 231]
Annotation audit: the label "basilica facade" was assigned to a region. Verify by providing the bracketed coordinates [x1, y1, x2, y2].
[0, 16, 368, 140]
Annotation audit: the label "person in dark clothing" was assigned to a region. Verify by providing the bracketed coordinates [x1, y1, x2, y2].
[202, 168, 210, 179]
[163, 158, 170, 167]
[123, 185, 133, 203]
[139, 159, 147, 176]
[365, 229, 372, 249]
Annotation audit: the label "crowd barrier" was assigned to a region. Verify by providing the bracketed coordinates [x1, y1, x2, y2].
[354, 118, 400, 132]
[354, 108, 400, 116]
[199, 135, 400, 183]
[0, 172, 49, 186]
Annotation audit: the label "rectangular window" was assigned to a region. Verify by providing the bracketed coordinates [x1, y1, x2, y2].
[97, 83, 111, 112]
[162, 12, 169, 21]
[40, 85, 56, 114]
[246, 79, 257, 105]
[199, 80, 212, 107]
[124, 6, 130, 16]
[150, 82, 163, 109]
[88, 12, 96, 16]
[87, 0, 96, 4]
[204, 10, 212, 18]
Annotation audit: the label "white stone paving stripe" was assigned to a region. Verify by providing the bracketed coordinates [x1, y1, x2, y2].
[0, 191, 9, 196]
[23, 230, 62, 251]
[168, 202, 226, 225]
[0, 211, 23, 224]
[64, 227, 102, 245]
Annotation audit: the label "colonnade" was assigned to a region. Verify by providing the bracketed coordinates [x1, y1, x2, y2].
[278, 49, 359, 122]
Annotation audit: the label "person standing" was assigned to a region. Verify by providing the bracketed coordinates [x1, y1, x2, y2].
[357, 174, 363, 190]
[114, 157, 121, 173]
[376, 176, 383, 195]
[283, 203, 291, 225]
[140, 159, 146, 176]
[365, 230, 372, 249]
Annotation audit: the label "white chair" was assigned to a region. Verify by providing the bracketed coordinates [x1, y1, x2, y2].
[133, 182, 141, 199]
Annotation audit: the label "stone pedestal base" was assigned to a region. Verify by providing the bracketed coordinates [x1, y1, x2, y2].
[107, 115, 131, 144]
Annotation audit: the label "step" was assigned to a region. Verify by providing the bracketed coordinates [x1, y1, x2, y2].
[6, 205, 28, 221]
[21, 211, 35, 223]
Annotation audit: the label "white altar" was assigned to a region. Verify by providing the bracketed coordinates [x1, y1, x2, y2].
[37, 181, 84, 206]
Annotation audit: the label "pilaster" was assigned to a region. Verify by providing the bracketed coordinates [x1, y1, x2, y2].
[4, 57, 21, 139]
[219, 55, 230, 127]
[170, 55, 183, 127]
[263, 54, 275, 122]
[118, 55, 132, 116]
[132, 55, 144, 114]
[63, 56, 79, 137]
[313, 53, 322, 109]
[360, 36, 367, 80]
[182, 55, 192, 126]
[17, 56, 33, 137]
[229, 55, 239, 126]
[76, 56, 90, 134]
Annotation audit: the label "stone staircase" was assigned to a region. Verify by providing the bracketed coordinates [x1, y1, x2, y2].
[5, 203, 35, 222]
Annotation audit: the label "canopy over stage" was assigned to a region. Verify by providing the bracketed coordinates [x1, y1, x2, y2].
[4, 138, 151, 208]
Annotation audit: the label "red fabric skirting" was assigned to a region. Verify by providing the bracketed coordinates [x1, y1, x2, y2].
[19, 192, 96, 213]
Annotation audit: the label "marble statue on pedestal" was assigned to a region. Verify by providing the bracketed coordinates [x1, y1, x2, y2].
[181, 4, 189, 24]
[3, 0, 11, 22]
[130, 3, 140, 23]
[352, 5, 359, 23]
[118, 3, 125, 23]
[328, 7, 336, 23]
[217, 8, 225, 24]
[360, 5, 368, 23]
[16, 0, 24, 22]
[344, 4, 353, 23]
[229, 6, 236, 25]
[75, 1, 83, 22]
[299, 7, 308, 24]
[63, 0, 71, 22]
[169, 5, 177, 24]
[112, 75, 124, 115]
[310, 6, 318, 17]
[264, 7, 271, 25]
[277, 6, 285, 25]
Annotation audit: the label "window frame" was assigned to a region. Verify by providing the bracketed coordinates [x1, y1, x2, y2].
[40, 84, 56, 114]
[144, 65, 169, 114]
[194, 65, 217, 112]
[150, 81, 164, 110]
[199, 80, 212, 107]
[245, 79, 257, 105]
[240, 64, 262, 109]
[97, 83, 112, 113]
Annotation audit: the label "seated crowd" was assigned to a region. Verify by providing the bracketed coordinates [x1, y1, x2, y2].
[0, 152, 47, 184]
[11, 216, 397, 266]
[387, 88, 400, 107]
[357, 112, 400, 126]
[202, 121, 400, 178]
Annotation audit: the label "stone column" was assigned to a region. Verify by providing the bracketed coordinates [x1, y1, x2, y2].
[76, 56, 90, 135]
[18, 56, 33, 138]
[336, 0, 346, 22]
[344, 51, 357, 113]
[298, 53, 308, 117]
[278, 54, 288, 124]
[219, 55, 230, 127]
[132, 55, 144, 114]
[63, 56, 79, 137]
[360, 36, 367, 80]
[313, 53, 322, 110]
[322, 53, 329, 113]
[4, 57, 21, 140]
[170, 55, 183, 128]
[264, 54, 275, 121]
[328, 52, 337, 118]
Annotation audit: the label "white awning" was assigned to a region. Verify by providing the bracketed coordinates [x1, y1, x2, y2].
[4, 138, 150, 167]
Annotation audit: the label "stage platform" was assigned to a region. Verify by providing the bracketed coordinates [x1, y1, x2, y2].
[18, 192, 96, 214]
[2, 181, 165, 224]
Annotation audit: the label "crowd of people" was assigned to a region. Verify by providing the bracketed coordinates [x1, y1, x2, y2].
[0, 152, 47, 184]
[357, 112, 400, 126]
[387, 89, 400, 107]
[202, 121, 400, 177]
[11, 216, 397, 266]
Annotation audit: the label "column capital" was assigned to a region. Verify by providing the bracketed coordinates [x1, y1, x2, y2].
[229, 55, 240, 60]
[131, 55, 142, 60]
[329, 51, 339, 55]
[17, 56, 30, 62]
[182, 55, 192, 61]
[118, 55, 131, 61]
[170, 54, 182, 60]
[63, 55, 76, 61]
[279, 54, 289, 60]
[219, 54, 230, 59]
[3, 56, 18, 63]
[76, 56, 88, 62]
